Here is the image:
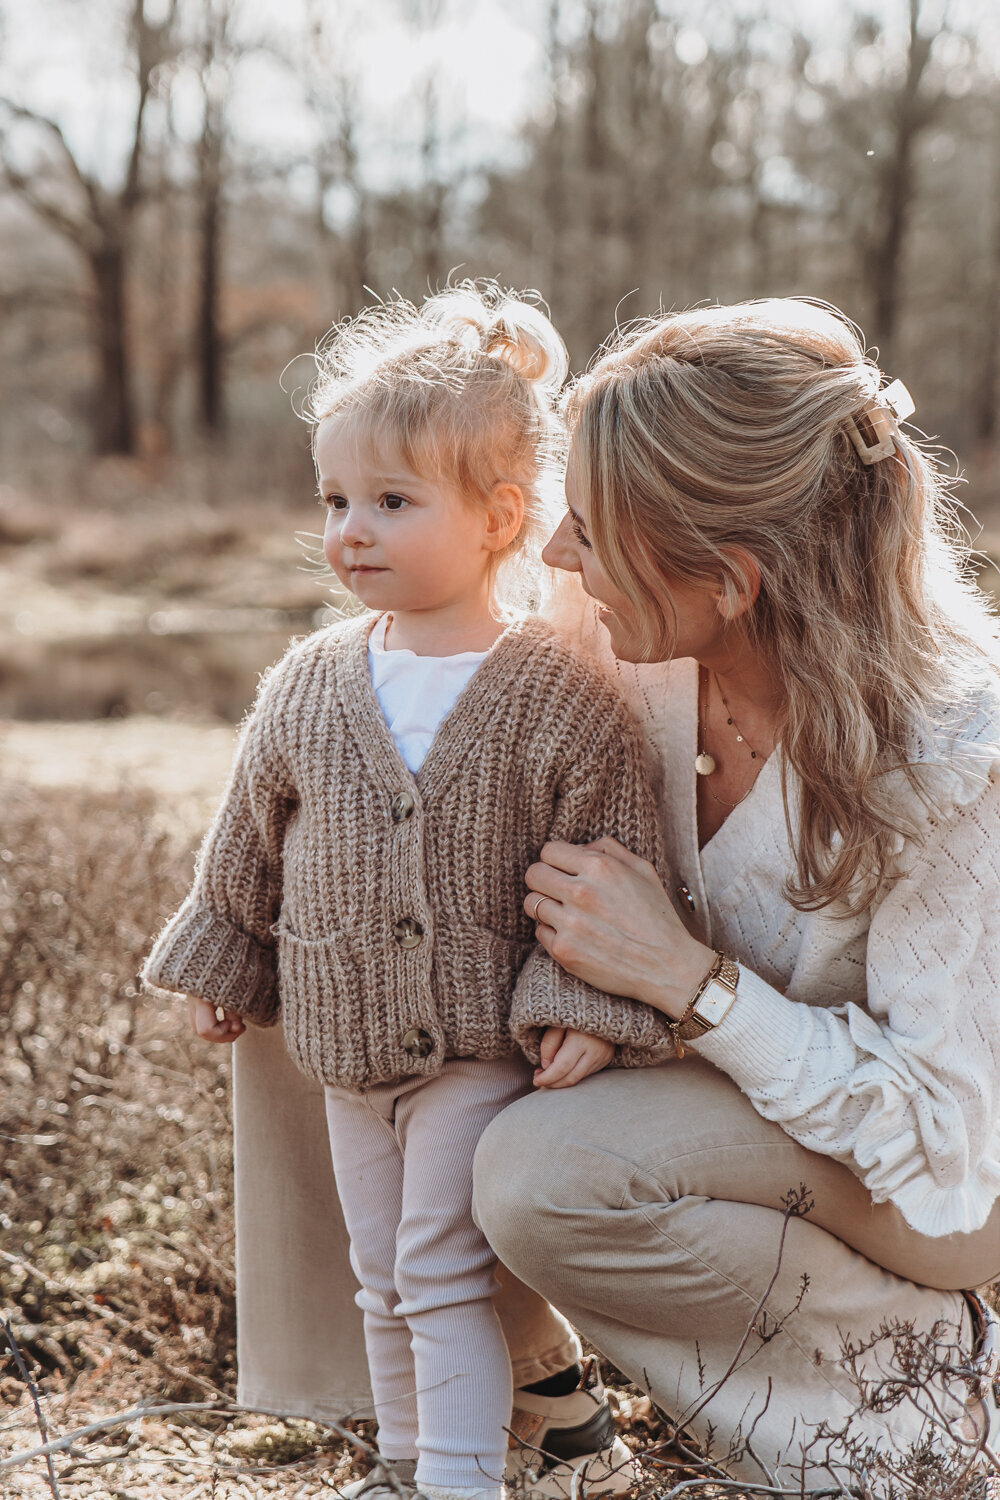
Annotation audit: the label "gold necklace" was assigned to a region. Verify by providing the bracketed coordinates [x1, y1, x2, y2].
[695, 667, 765, 809]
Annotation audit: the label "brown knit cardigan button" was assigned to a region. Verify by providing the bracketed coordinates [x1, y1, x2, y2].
[394, 917, 423, 948]
[391, 792, 415, 822]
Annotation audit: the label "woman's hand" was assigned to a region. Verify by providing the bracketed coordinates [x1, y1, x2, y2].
[525, 837, 714, 1020]
[533, 1026, 614, 1088]
[188, 995, 246, 1044]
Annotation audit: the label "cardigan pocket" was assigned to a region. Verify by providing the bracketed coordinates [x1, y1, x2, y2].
[274, 924, 369, 1087]
[433, 927, 534, 1049]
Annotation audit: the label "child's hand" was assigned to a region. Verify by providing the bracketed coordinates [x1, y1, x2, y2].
[533, 1027, 614, 1089]
[188, 995, 246, 1044]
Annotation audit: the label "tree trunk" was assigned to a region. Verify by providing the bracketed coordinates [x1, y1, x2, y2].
[973, 109, 1000, 446]
[197, 129, 224, 437]
[866, 0, 932, 367]
[91, 241, 135, 455]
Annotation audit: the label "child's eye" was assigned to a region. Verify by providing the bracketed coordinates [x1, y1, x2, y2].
[382, 493, 409, 512]
[324, 494, 348, 510]
[572, 520, 592, 551]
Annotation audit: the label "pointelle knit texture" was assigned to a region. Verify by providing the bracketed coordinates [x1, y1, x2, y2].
[142, 613, 675, 1088]
[558, 591, 1000, 1239]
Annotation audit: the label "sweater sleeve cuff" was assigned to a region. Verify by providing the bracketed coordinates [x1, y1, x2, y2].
[141, 904, 280, 1026]
[511, 949, 677, 1064]
[686, 964, 804, 1082]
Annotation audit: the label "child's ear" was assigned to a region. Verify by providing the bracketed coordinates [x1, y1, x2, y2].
[714, 547, 761, 623]
[484, 483, 525, 552]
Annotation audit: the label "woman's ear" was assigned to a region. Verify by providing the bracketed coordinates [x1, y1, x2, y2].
[715, 547, 762, 623]
[484, 483, 525, 552]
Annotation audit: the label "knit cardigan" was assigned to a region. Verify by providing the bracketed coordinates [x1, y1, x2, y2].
[142, 613, 675, 1089]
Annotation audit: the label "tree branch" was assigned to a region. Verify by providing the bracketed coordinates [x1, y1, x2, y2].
[0, 1317, 61, 1499]
[0, 96, 102, 222]
[0, 160, 95, 247]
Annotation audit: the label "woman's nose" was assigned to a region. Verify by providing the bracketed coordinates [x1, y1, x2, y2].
[542, 512, 582, 572]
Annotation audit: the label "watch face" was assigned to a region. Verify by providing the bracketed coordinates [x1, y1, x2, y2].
[694, 978, 736, 1027]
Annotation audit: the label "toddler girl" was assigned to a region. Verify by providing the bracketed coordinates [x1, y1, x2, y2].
[143, 283, 672, 1500]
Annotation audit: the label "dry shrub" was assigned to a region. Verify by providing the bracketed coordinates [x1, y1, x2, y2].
[0, 780, 237, 1402]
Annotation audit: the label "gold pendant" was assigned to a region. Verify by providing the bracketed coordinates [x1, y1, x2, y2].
[695, 752, 716, 776]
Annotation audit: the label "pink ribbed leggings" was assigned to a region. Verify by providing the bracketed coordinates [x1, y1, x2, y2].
[324, 1054, 534, 1491]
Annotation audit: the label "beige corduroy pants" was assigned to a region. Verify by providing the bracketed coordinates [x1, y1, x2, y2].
[472, 1056, 1000, 1491]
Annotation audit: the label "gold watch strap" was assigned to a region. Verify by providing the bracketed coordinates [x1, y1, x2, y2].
[672, 954, 739, 1055]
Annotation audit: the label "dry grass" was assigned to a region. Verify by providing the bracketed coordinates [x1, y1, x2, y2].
[0, 782, 232, 1398]
[0, 777, 390, 1495]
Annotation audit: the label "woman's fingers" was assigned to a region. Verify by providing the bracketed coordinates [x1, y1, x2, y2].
[524, 842, 647, 925]
[584, 835, 650, 871]
[527, 837, 713, 1015]
[524, 861, 576, 904]
[536, 839, 594, 875]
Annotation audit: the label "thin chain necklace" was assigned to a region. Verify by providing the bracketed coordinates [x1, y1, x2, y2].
[696, 666, 765, 809]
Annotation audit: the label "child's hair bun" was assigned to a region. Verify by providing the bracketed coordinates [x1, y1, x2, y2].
[423, 282, 569, 393]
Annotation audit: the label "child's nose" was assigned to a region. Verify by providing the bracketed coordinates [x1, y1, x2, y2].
[339, 508, 373, 546]
[541, 513, 582, 572]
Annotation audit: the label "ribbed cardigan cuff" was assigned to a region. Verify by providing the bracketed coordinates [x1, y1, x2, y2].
[511, 956, 677, 1065]
[685, 964, 800, 1080]
[141, 904, 279, 1025]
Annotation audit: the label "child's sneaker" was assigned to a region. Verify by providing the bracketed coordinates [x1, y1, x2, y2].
[505, 1357, 637, 1497]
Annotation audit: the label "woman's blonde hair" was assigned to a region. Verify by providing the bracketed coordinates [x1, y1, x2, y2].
[307, 280, 568, 612]
[566, 297, 1000, 913]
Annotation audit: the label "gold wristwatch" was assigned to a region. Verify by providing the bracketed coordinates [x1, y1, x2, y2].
[671, 952, 740, 1057]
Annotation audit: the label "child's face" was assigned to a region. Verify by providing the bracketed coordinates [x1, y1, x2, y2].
[317, 417, 496, 616]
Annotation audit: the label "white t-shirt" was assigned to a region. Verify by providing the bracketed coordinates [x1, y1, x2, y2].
[367, 613, 488, 773]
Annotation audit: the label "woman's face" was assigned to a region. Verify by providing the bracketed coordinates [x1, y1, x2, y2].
[543, 439, 724, 664]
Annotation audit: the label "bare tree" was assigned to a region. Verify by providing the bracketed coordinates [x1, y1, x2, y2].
[403, 0, 450, 291]
[193, 0, 238, 438]
[864, 0, 939, 363]
[0, 0, 177, 454]
[300, 0, 373, 319]
[972, 95, 1000, 447]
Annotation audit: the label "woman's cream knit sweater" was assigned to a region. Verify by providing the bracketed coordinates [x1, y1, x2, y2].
[143, 614, 674, 1089]
[553, 592, 1000, 1240]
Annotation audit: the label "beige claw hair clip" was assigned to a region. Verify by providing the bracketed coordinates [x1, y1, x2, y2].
[845, 378, 916, 465]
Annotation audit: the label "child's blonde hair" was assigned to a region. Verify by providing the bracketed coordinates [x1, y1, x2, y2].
[565, 297, 1000, 914]
[308, 280, 569, 612]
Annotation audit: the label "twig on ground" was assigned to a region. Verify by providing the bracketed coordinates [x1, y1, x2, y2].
[55, 1433, 140, 1478]
[1, 1313, 62, 1499]
[0, 1398, 400, 1495]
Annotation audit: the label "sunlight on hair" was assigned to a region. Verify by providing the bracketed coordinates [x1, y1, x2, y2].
[565, 296, 1000, 913]
[306, 280, 568, 617]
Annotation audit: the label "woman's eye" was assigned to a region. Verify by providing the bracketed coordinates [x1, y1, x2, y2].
[383, 493, 409, 512]
[572, 520, 592, 551]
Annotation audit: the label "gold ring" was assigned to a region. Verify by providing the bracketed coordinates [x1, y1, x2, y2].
[529, 893, 548, 923]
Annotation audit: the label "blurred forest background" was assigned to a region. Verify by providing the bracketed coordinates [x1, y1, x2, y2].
[3, 0, 1000, 726]
[4, 0, 1000, 1494]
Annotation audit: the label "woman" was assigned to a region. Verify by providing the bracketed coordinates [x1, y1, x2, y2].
[472, 298, 1000, 1489]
